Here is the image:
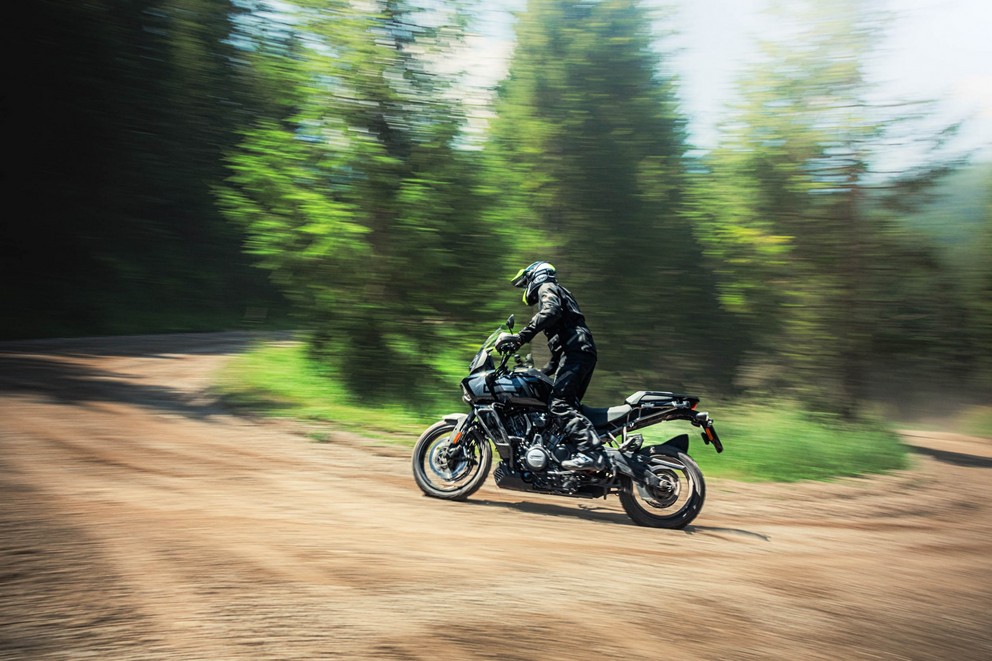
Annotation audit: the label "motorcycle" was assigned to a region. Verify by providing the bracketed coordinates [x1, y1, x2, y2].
[411, 316, 724, 529]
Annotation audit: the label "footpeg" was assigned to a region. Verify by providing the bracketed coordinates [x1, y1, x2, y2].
[619, 433, 644, 453]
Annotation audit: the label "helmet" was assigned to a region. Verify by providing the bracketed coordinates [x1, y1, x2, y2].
[511, 261, 556, 305]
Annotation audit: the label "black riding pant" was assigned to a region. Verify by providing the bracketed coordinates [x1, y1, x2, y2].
[549, 350, 599, 450]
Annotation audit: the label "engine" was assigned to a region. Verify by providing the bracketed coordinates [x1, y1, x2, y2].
[506, 411, 576, 476]
[503, 410, 547, 439]
[523, 442, 550, 472]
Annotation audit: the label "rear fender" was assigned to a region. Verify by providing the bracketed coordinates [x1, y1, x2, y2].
[654, 433, 689, 454]
[642, 442, 691, 470]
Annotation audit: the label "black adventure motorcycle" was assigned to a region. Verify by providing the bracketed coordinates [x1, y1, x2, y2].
[412, 316, 724, 528]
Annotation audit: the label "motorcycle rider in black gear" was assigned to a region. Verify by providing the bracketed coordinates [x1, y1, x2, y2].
[496, 262, 606, 472]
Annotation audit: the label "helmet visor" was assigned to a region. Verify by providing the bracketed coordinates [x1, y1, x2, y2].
[511, 267, 528, 288]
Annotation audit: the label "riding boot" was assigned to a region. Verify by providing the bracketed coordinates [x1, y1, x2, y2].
[561, 430, 607, 472]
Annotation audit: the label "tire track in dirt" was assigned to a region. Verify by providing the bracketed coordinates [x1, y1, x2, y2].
[2, 333, 990, 660]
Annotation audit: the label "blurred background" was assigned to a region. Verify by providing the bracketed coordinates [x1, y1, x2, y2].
[5, 0, 991, 420]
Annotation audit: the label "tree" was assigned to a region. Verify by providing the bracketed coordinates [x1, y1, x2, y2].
[691, 0, 971, 413]
[222, 0, 507, 402]
[972, 178, 992, 391]
[6, 0, 276, 337]
[485, 0, 728, 396]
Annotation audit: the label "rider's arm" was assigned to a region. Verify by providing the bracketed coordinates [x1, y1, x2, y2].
[516, 283, 561, 345]
[541, 334, 562, 375]
[541, 349, 561, 376]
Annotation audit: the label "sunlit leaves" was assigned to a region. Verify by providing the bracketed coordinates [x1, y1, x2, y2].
[220, 1, 507, 402]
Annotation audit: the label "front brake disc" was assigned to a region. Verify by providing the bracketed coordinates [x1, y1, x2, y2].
[429, 442, 470, 481]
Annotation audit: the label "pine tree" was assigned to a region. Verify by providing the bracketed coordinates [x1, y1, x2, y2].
[486, 0, 726, 395]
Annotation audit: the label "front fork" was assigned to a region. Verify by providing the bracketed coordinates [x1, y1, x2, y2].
[444, 411, 476, 463]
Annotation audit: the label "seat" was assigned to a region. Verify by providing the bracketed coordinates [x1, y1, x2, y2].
[580, 404, 632, 429]
[624, 390, 676, 406]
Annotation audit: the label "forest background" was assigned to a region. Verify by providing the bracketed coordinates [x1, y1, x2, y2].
[6, 0, 991, 432]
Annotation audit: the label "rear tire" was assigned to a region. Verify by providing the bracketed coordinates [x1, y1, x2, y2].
[412, 420, 491, 501]
[618, 447, 705, 529]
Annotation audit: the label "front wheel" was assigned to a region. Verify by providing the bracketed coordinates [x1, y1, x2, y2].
[619, 447, 706, 529]
[412, 420, 491, 501]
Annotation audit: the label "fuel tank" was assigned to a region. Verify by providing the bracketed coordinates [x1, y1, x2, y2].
[462, 367, 553, 407]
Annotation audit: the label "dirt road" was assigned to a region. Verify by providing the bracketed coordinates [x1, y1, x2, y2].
[1, 333, 990, 660]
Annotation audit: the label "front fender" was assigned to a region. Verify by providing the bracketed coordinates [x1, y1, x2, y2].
[442, 413, 468, 426]
[441, 412, 475, 449]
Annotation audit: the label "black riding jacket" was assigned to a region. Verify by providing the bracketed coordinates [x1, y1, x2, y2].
[516, 281, 596, 374]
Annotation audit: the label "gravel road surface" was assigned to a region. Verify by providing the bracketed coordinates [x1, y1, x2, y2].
[2, 333, 990, 660]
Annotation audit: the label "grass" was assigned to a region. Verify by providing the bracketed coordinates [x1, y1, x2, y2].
[214, 339, 454, 442]
[640, 405, 910, 482]
[216, 339, 912, 482]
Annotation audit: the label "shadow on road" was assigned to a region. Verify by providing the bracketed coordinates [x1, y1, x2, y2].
[0, 353, 223, 419]
[0, 333, 283, 420]
[0, 331, 286, 358]
[684, 525, 771, 541]
[910, 445, 992, 469]
[465, 498, 771, 540]
[465, 497, 635, 526]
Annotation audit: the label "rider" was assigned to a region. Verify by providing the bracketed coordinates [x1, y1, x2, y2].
[495, 261, 605, 472]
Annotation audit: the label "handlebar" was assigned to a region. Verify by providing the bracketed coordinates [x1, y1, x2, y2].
[495, 348, 511, 374]
[485, 347, 512, 389]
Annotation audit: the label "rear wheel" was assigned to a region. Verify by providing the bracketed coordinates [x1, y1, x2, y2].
[412, 421, 491, 500]
[619, 448, 705, 529]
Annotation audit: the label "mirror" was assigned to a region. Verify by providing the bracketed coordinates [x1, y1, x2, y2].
[506, 314, 515, 330]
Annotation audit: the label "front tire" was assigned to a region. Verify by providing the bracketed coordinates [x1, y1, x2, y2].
[412, 420, 491, 500]
[619, 447, 705, 529]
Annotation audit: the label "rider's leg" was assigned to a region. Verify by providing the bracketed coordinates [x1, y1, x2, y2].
[548, 351, 604, 472]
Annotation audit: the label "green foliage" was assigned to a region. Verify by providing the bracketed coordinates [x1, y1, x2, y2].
[896, 163, 992, 392]
[215, 339, 464, 438]
[10, 0, 988, 433]
[689, 0, 984, 413]
[221, 1, 509, 401]
[485, 0, 730, 398]
[4, 0, 283, 339]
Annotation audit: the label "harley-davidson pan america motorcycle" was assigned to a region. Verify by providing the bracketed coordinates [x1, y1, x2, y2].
[412, 316, 724, 528]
